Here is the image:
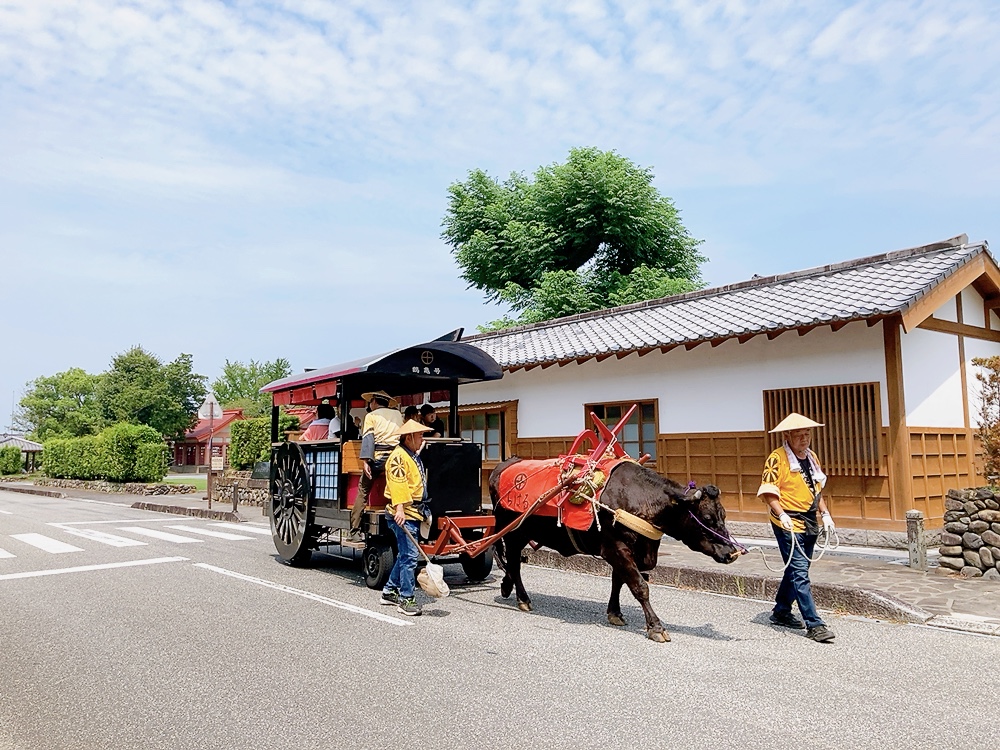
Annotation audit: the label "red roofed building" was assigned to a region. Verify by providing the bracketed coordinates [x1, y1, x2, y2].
[172, 408, 245, 473]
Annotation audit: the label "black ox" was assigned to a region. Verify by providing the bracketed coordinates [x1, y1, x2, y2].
[490, 458, 741, 642]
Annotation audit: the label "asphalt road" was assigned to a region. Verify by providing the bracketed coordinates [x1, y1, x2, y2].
[1, 488, 997, 750]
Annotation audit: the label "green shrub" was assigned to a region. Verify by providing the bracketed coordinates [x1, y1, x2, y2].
[0, 446, 22, 475]
[100, 423, 162, 482]
[229, 418, 269, 470]
[135, 443, 170, 482]
[43, 436, 104, 479]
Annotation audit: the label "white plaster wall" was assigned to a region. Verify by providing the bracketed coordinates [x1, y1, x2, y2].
[933, 294, 959, 322]
[962, 288, 986, 327]
[900, 328, 963, 427]
[965, 337, 1000, 427]
[463, 322, 888, 437]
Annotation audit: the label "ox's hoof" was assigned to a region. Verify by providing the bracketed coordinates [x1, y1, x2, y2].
[607, 613, 627, 627]
[517, 601, 533, 612]
[500, 579, 513, 598]
[647, 629, 671, 643]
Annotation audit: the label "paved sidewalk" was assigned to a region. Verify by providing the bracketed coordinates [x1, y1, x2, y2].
[4, 481, 998, 635]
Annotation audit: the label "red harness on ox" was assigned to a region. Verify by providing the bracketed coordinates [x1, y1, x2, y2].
[496, 455, 632, 531]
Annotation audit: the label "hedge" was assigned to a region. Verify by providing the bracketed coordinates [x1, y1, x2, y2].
[0, 446, 22, 475]
[229, 414, 298, 470]
[42, 423, 168, 482]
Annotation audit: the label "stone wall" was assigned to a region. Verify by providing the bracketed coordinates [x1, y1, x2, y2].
[938, 488, 1000, 579]
[34, 478, 197, 495]
[212, 470, 267, 507]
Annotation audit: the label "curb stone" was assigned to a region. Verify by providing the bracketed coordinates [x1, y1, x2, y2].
[0, 485, 66, 499]
[521, 548, 934, 625]
[129, 501, 245, 523]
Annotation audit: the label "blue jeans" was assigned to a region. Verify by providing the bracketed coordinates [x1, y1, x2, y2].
[384, 516, 420, 600]
[772, 525, 825, 629]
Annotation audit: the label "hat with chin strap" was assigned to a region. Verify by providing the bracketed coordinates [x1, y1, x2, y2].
[769, 412, 824, 433]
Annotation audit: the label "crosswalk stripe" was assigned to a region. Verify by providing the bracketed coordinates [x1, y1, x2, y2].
[117, 527, 204, 544]
[11, 533, 84, 554]
[210, 523, 272, 535]
[0, 509, 12, 514]
[57, 527, 148, 548]
[167, 525, 254, 541]
[0, 548, 14, 559]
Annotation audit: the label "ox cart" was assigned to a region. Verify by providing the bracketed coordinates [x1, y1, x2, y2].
[260, 331, 505, 588]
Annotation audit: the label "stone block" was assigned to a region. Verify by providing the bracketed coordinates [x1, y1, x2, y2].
[960, 516, 972, 525]
[974, 488, 996, 501]
[970, 520, 990, 534]
[963, 550, 985, 568]
[984, 568, 1000, 580]
[939, 545, 964, 556]
[978, 509, 1000, 523]
[865, 530, 908, 550]
[943, 510, 964, 523]
[947, 488, 974, 501]
[985, 499, 1000, 510]
[981, 547, 996, 568]
[961, 566, 984, 578]
[964, 501, 980, 516]
[945, 522, 970, 534]
[962, 532, 984, 550]
[941, 531, 963, 546]
[982, 530, 1000, 547]
[994, 523, 1000, 534]
[939, 555, 965, 570]
[945, 496, 966, 511]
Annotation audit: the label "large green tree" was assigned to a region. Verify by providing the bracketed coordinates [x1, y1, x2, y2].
[442, 147, 705, 329]
[15, 368, 105, 442]
[210, 358, 291, 418]
[97, 347, 207, 438]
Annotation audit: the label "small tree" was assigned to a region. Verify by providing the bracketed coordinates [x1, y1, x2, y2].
[973, 356, 1000, 481]
[0, 446, 22, 475]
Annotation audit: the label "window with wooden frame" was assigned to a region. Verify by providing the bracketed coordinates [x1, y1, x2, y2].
[763, 382, 883, 476]
[586, 401, 658, 461]
[460, 411, 504, 461]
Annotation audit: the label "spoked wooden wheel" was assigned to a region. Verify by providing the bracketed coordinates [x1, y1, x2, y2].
[269, 442, 315, 566]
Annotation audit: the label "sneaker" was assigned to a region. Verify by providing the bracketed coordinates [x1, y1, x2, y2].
[769, 611, 805, 629]
[397, 597, 422, 616]
[806, 625, 835, 643]
[379, 590, 399, 606]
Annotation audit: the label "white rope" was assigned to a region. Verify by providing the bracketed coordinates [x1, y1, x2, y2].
[746, 525, 841, 573]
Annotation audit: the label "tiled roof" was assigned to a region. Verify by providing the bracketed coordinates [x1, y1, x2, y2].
[467, 236, 992, 369]
[181, 409, 244, 442]
[0, 434, 43, 451]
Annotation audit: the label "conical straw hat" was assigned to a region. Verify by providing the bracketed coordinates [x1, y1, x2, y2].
[395, 419, 433, 436]
[769, 412, 824, 433]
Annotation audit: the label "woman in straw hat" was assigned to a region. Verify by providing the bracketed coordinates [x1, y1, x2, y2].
[757, 412, 837, 643]
[379, 419, 433, 616]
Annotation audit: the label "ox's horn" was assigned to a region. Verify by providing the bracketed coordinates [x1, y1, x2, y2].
[693, 489, 703, 500]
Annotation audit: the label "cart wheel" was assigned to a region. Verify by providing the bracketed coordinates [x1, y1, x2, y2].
[460, 546, 494, 582]
[363, 543, 395, 590]
[269, 442, 315, 566]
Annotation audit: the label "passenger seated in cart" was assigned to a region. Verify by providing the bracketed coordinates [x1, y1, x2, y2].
[379, 419, 434, 616]
[352, 391, 404, 539]
[420, 404, 446, 438]
[298, 400, 340, 441]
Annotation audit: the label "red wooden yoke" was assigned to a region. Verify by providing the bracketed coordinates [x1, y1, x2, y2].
[427, 405, 650, 560]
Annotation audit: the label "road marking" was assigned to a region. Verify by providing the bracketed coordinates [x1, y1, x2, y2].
[53, 518, 183, 525]
[0, 557, 187, 581]
[55, 527, 149, 548]
[117, 527, 204, 544]
[0, 548, 14, 559]
[11, 533, 84, 554]
[210, 523, 272, 535]
[0, 510, 12, 514]
[167, 525, 254, 541]
[193, 563, 413, 627]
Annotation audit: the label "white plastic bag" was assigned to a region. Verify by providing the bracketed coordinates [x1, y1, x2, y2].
[417, 562, 450, 598]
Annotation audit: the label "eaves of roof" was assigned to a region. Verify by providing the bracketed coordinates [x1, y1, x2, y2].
[466, 235, 997, 370]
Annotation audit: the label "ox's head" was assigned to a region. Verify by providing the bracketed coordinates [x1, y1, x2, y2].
[675, 484, 742, 564]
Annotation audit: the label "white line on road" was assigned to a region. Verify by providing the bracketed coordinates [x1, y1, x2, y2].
[167, 525, 254, 541]
[0, 548, 14, 559]
[11, 533, 84, 554]
[210, 523, 272, 535]
[193, 563, 413, 627]
[117, 527, 203, 544]
[0, 557, 188, 581]
[0, 510, 12, 514]
[53, 518, 186, 525]
[55, 527, 149, 548]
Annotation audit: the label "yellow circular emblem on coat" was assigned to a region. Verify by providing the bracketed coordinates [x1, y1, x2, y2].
[762, 454, 780, 484]
[387, 454, 408, 482]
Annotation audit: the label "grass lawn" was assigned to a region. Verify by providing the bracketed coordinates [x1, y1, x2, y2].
[164, 475, 207, 491]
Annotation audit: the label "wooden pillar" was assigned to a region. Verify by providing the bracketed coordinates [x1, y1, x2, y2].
[884, 318, 913, 521]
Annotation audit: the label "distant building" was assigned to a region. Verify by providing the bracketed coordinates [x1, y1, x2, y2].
[172, 409, 245, 473]
[0, 433, 43, 472]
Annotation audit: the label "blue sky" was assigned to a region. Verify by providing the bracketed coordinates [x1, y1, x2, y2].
[2, 0, 999, 429]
